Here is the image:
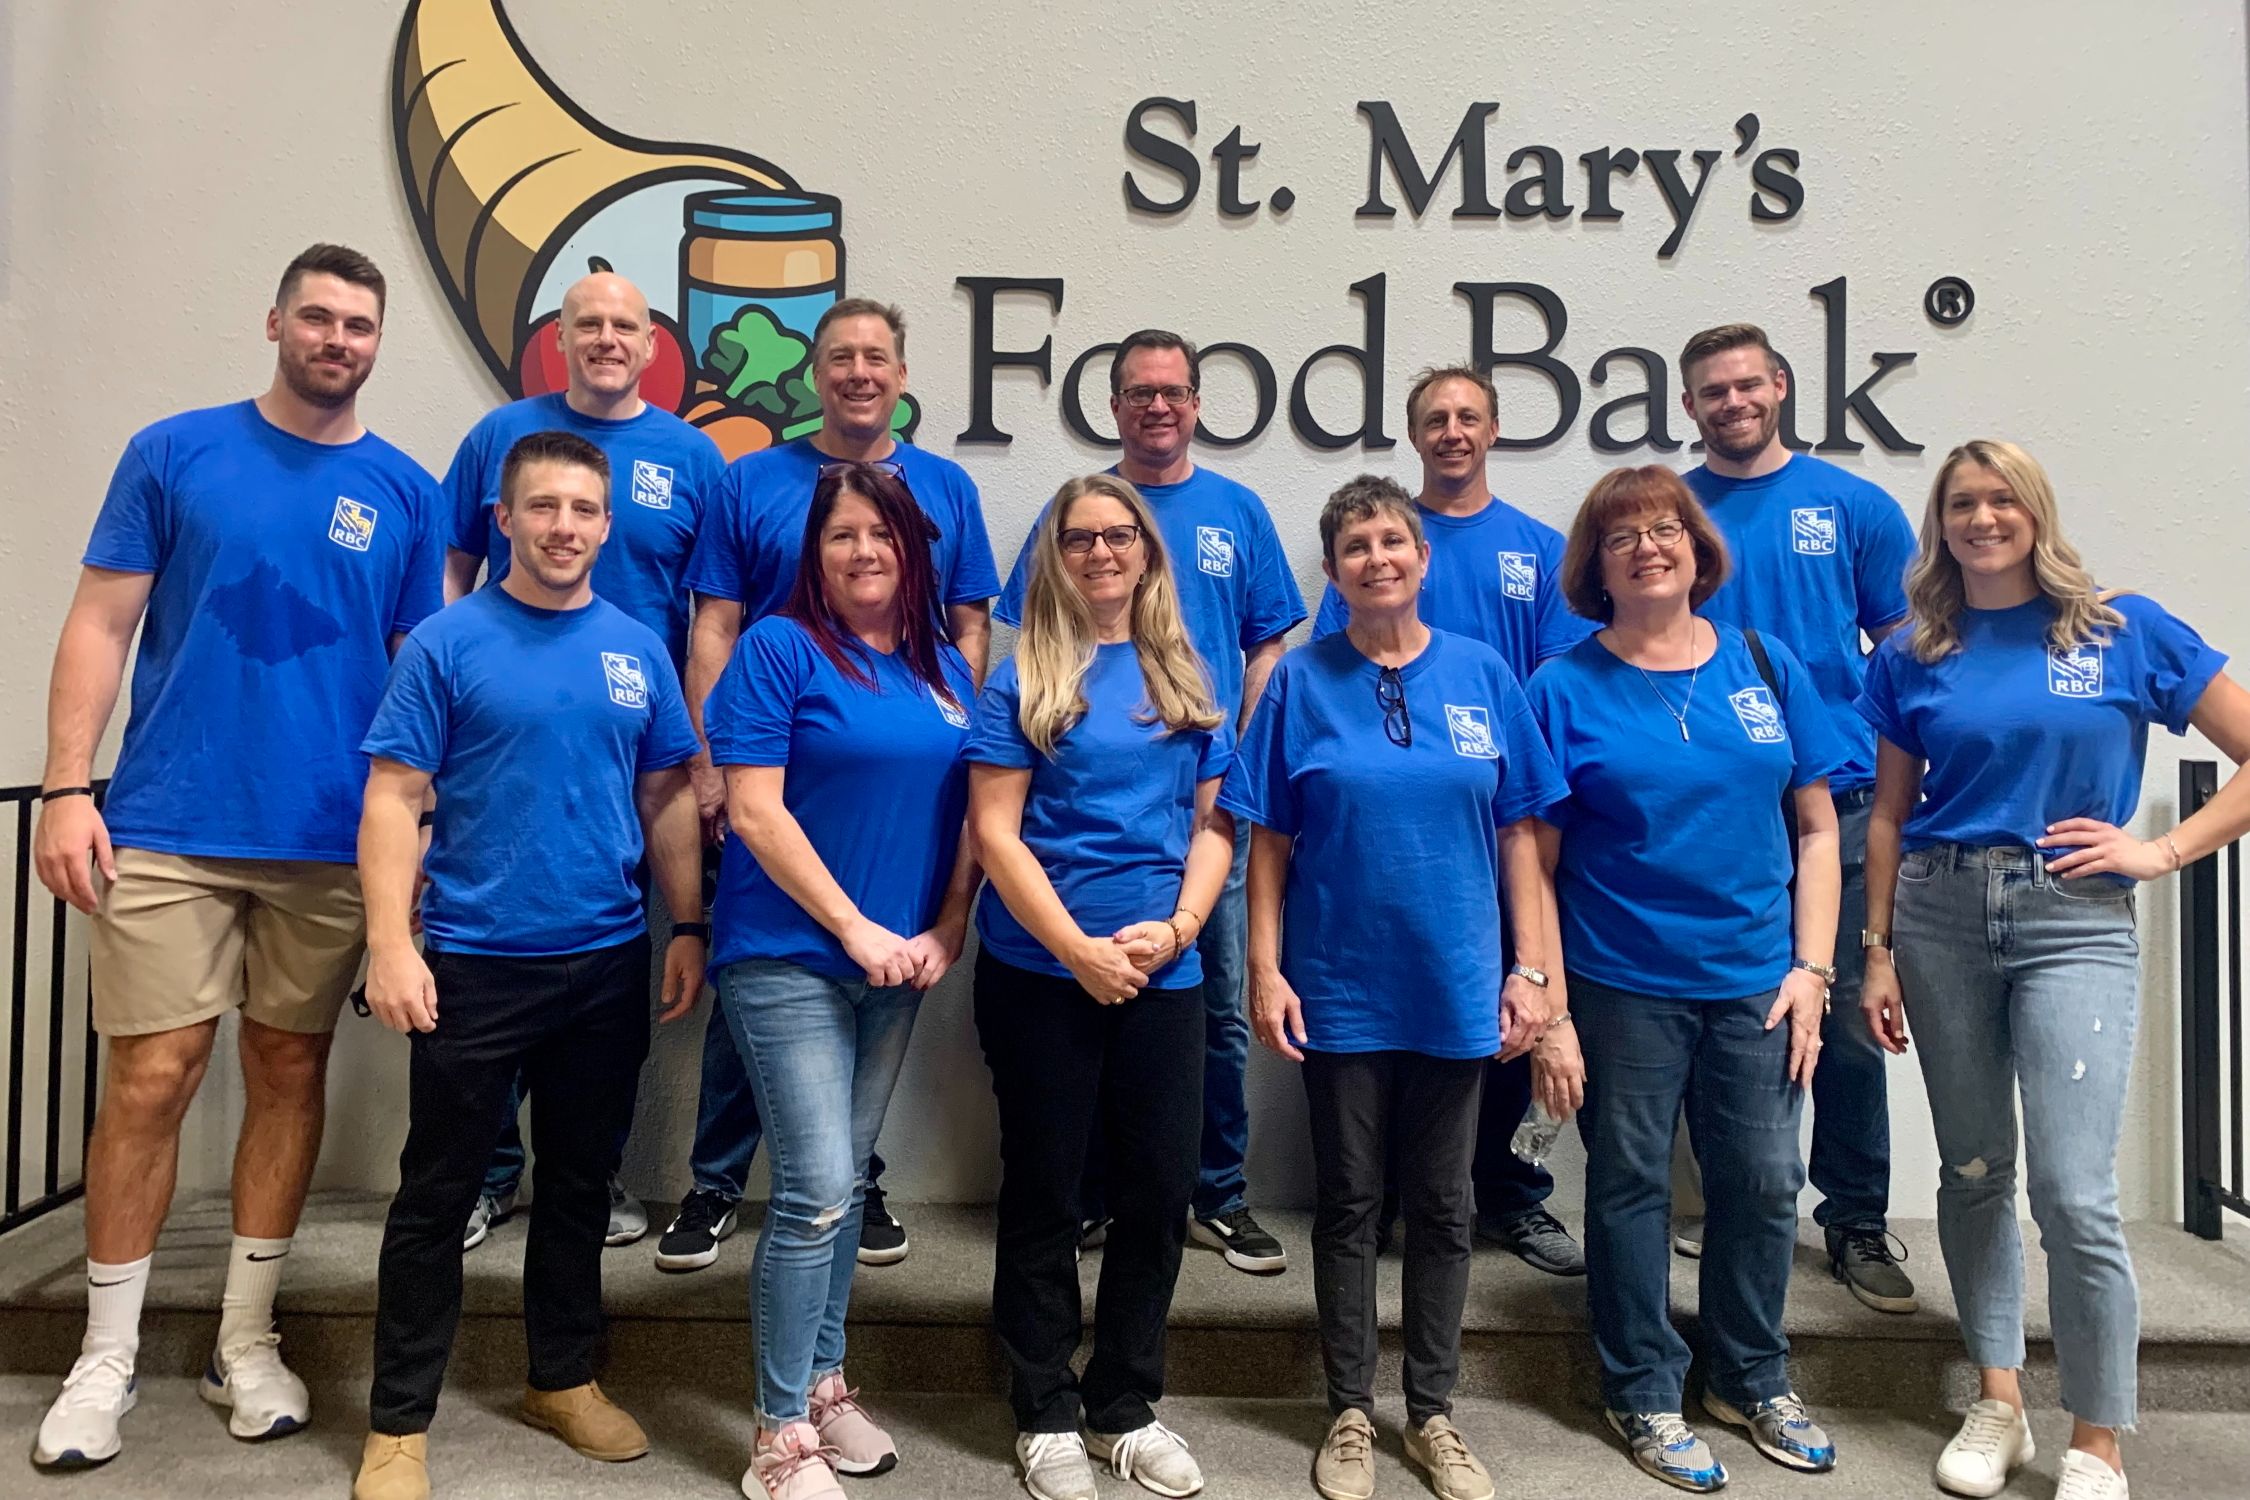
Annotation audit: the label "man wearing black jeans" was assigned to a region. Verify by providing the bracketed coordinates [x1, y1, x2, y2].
[349, 432, 706, 1500]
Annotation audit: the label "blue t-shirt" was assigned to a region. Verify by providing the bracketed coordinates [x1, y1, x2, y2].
[704, 616, 975, 980]
[1686, 455, 1915, 794]
[995, 466, 1306, 718]
[1220, 630, 1566, 1058]
[1311, 495, 1592, 679]
[1857, 595, 2226, 859]
[85, 401, 444, 863]
[1527, 623, 1847, 1000]
[966, 644, 1232, 987]
[443, 394, 722, 669]
[361, 588, 701, 957]
[687, 437, 1001, 621]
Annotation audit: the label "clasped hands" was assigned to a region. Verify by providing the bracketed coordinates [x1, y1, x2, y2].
[1071, 915, 1193, 1006]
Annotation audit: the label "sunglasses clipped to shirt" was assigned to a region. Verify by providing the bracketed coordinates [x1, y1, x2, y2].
[1376, 664, 1412, 748]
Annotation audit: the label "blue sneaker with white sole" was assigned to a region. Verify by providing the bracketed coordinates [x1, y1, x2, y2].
[1604, 1409, 1727, 1492]
[1702, 1390, 1837, 1473]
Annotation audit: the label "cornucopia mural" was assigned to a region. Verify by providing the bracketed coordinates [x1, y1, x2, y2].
[391, 0, 918, 460]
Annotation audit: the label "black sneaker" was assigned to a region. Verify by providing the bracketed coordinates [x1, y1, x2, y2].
[1480, 1207, 1587, 1277]
[1189, 1207, 1288, 1274]
[1826, 1225, 1918, 1314]
[858, 1184, 909, 1266]
[653, 1188, 738, 1273]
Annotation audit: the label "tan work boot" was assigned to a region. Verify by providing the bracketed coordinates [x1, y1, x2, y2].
[518, 1381, 649, 1461]
[352, 1432, 429, 1500]
[1313, 1408, 1376, 1500]
[1404, 1415, 1493, 1500]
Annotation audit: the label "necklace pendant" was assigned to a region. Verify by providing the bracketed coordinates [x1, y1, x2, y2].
[1679, 720, 1690, 742]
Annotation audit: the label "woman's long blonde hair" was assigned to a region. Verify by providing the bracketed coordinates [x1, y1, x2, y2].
[1015, 474, 1222, 756]
[1902, 439, 2123, 664]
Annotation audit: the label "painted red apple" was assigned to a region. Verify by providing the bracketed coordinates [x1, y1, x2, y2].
[514, 308, 691, 415]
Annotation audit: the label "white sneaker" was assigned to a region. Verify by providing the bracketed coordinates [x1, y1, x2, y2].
[2054, 1449, 2129, 1500]
[1089, 1419, 1203, 1497]
[607, 1177, 650, 1246]
[199, 1331, 311, 1439]
[1016, 1430, 1098, 1500]
[1935, 1399, 2034, 1497]
[32, 1350, 137, 1468]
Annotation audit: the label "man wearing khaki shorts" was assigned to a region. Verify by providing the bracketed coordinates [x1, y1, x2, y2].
[29, 243, 444, 1470]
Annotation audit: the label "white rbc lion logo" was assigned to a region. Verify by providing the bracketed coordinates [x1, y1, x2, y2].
[1196, 526, 1235, 577]
[328, 496, 377, 552]
[1499, 551, 1536, 602]
[2048, 644, 2105, 698]
[1444, 703, 1499, 759]
[933, 685, 969, 729]
[602, 652, 648, 708]
[1730, 686, 1786, 744]
[1790, 506, 1836, 555]
[630, 460, 675, 510]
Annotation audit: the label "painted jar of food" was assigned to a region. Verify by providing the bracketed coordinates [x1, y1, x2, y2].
[681, 191, 843, 363]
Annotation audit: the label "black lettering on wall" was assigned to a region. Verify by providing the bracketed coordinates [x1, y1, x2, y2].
[1289, 273, 1394, 450]
[1124, 98, 1200, 214]
[1751, 148, 1804, 221]
[1195, 342, 1281, 448]
[955, 276, 1064, 444]
[1502, 145, 1572, 220]
[1456, 280, 1579, 448]
[1809, 276, 1920, 454]
[1588, 347, 1681, 453]
[1060, 341, 1124, 448]
[1356, 101, 1501, 219]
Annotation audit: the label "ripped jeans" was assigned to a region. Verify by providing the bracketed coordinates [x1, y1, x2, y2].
[1892, 843, 2141, 1429]
[715, 957, 921, 1428]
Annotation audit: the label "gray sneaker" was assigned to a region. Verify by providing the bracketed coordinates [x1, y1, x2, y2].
[1088, 1419, 1202, 1497]
[464, 1186, 517, 1252]
[1480, 1208, 1586, 1276]
[1703, 1390, 1837, 1472]
[1017, 1430, 1098, 1500]
[1826, 1226, 1917, 1313]
[1605, 1410, 1726, 1493]
[1670, 1218, 1704, 1258]
[606, 1177, 649, 1247]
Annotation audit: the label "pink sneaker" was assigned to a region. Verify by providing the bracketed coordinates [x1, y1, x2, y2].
[744, 1420, 842, 1500]
[810, 1372, 898, 1476]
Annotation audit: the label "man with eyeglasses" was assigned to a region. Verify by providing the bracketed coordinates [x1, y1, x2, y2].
[661, 297, 1000, 1275]
[1676, 322, 1919, 1315]
[1310, 363, 1594, 1279]
[997, 328, 1307, 1276]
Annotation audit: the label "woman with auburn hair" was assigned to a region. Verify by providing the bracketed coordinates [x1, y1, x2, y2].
[1527, 465, 1845, 1494]
[968, 473, 1235, 1500]
[1858, 440, 2250, 1500]
[703, 460, 981, 1500]
[1226, 474, 1564, 1500]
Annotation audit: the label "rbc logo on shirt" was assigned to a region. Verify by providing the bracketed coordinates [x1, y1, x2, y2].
[1790, 507, 1837, 555]
[1444, 704, 1499, 759]
[933, 686, 969, 729]
[2049, 644, 2105, 698]
[1498, 551, 1537, 602]
[601, 652, 648, 709]
[328, 496, 377, 552]
[630, 460, 674, 510]
[1196, 527, 1235, 577]
[1729, 686, 1787, 744]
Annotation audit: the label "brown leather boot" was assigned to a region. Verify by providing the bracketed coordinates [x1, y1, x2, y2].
[518, 1381, 649, 1461]
[352, 1432, 429, 1500]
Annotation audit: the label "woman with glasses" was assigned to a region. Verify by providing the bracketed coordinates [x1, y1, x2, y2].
[1524, 466, 1845, 1494]
[968, 473, 1235, 1500]
[1223, 474, 1564, 1500]
[702, 461, 981, 1500]
[1857, 441, 2250, 1500]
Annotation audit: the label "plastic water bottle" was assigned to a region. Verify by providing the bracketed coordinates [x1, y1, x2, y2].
[1510, 1102, 1568, 1166]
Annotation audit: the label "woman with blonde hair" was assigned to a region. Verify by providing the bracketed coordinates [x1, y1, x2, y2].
[968, 473, 1236, 1500]
[1859, 439, 2250, 1500]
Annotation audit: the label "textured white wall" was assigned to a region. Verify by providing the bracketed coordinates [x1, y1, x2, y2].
[2, 1, 2246, 1219]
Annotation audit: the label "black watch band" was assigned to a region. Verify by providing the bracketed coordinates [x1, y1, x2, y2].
[671, 921, 711, 941]
[39, 786, 94, 803]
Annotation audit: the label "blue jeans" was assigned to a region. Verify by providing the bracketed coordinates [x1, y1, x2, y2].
[715, 958, 921, 1428]
[1808, 790, 1890, 1232]
[1893, 844, 2141, 1429]
[1082, 835, 1252, 1222]
[1576, 977, 1805, 1413]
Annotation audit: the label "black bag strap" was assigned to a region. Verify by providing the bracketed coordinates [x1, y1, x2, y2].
[1742, 627, 1802, 871]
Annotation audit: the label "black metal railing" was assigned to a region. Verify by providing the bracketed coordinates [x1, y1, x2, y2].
[1, 781, 105, 1236]
[2180, 760, 2248, 1239]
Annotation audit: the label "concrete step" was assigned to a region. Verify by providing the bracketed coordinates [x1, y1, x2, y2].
[2, 1376, 2239, 1500]
[3, 1193, 2246, 1415]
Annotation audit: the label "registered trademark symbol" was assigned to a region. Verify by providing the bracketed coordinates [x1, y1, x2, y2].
[1925, 276, 1975, 328]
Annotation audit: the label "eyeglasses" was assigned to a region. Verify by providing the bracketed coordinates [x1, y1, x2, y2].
[1600, 518, 1687, 556]
[1118, 384, 1197, 409]
[817, 460, 906, 481]
[1376, 665, 1412, 749]
[1060, 524, 1145, 556]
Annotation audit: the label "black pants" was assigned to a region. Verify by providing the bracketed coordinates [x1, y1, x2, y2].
[1303, 1048, 1483, 1425]
[973, 952, 1203, 1434]
[369, 935, 651, 1434]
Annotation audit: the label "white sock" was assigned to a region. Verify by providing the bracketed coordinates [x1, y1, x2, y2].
[83, 1255, 151, 1365]
[216, 1235, 291, 1358]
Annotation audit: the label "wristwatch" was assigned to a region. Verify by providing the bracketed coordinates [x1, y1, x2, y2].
[1508, 963, 1549, 988]
[671, 921, 711, 941]
[1860, 929, 1891, 950]
[1791, 958, 1838, 985]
